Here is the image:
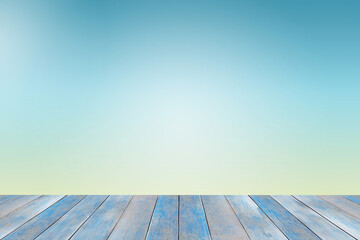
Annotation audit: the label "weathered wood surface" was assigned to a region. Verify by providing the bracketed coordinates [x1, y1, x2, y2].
[3, 195, 85, 240]
[71, 195, 132, 240]
[0, 196, 16, 206]
[227, 195, 287, 240]
[0, 195, 359, 239]
[0, 195, 63, 239]
[272, 195, 355, 240]
[0, 195, 40, 219]
[36, 195, 108, 240]
[108, 195, 157, 240]
[346, 195, 360, 205]
[146, 195, 179, 240]
[295, 195, 360, 239]
[179, 195, 211, 240]
[250, 195, 320, 240]
[201, 195, 249, 240]
[319, 195, 360, 220]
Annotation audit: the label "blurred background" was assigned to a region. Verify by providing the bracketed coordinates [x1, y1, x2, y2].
[1, 0, 359, 194]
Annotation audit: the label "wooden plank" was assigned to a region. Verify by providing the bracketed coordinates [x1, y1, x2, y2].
[0, 195, 64, 239]
[108, 195, 157, 240]
[179, 195, 211, 240]
[3, 195, 85, 240]
[201, 195, 250, 240]
[71, 195, 132, 240]
[0, 196, 16, 206]
[319, 195, 360, 220]
[226, 195, 286, 240]
[0, 195, 40, 218]
[272, 195, 354, 240]
[250, 195, 320, 240]
[37, 195, 108, 240]
[346, 195, 360, 205]
[146, 195, 178, 240]
[295, 195, 360, 239]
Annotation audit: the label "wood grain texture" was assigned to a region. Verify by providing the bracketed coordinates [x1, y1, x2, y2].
[346, 195, 360, 205]
[3, 195, 85, 240]
[295, 195, 360, 239]
[272, 195, 354, 240]
[2, 195, 360, 239]
[227, 195, 287, 240]
[319, 195, 360, 220]
[179, 195, 211, 240]
[71, 195, 132, 240]
[146, 195, 178, 240]
[108, 195, 157, 240]
[0, 195, 40, 219]
[0, 196, 16, 206]
[37, 195, 108, 240]
[0, 195, 64, 239]
[250, 195, 320, 240]
[201, 195, 249, 240]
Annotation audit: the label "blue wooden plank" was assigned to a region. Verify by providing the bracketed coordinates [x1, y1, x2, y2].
[251, 195, 320, 240]
[108, 195, 157, 240]
[146, 195, 178, 240]
[227, 195, 287, 240]
[272, 195, 354, 240]
[37, 195, 108, 240]
[0, 195, 64, 239]
[0, 195, 40, 218]
[201, 195, 250, 240]
[71, 195, 132, 240]
[295, 195, 360, 239]
[319, 196, 360, 220]
[2, 195, 359, 240]
[3, 195, 85, 240]
[346, 195, 360, 205]
[0, 196, 16, 206]
[179, 195, 211, 240]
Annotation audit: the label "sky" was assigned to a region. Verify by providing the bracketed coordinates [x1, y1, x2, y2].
[1, 0, 360, 194]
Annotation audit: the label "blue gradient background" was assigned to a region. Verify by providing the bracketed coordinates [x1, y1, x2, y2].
[1, 0, 359, 194]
